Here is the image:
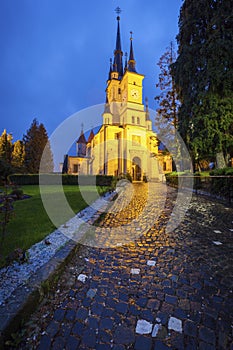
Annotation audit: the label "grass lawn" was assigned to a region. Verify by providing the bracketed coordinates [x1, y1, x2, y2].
[0, 185, 110, 267]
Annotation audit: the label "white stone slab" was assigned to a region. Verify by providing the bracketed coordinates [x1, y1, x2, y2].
[130, 268, 140, 275]
[214, 230, 221, 233]
[152, 324, 162, 337]
[213, 241, 223, 245]
[147, 260, 156, 266]
[168, 317, 182, 333]
[135, 320, 153, 334]
[77, 274, 88, 283]
[229, 229, 233, 232]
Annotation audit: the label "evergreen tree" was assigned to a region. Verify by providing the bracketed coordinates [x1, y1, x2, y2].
[173, 0, 233, 166]
[24, 119, 54, 173]
[12, 140, 25, 170]
[0, 129, 13, 164]
[38, 123, 54, 173]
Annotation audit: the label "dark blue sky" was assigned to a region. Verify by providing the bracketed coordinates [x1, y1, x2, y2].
[0, 0, 182, 142]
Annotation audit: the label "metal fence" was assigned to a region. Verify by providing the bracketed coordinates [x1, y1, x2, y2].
[165, 175, 233, 204]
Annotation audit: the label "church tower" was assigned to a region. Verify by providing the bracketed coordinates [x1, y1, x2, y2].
[65, 10, 172, 179]
[103, 14, 151, 131]
[100, 12, 159, 180]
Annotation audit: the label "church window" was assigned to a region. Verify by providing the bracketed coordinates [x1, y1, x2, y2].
[118, 88, 121, 94]
[137, 117, 140, 124]
[132, 116, 135, 124]
[163, 162, 167, 171]
[132, 135, 141, 146]
[105, 118, 109, 124]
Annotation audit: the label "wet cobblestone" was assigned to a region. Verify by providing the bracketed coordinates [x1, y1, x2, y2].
[11, 183, 233, 349]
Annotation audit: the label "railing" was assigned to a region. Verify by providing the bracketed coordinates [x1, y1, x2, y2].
[165, 175, 233, 204]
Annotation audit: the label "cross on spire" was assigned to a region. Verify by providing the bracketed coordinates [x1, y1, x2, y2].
[115, 7, 122, 20]
[115, 7, 121, 15]
[113, 7, 123, 77]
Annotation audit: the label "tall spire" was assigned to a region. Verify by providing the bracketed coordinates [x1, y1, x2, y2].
[113, 8, 124, 78]
[128, 32, 137, 73]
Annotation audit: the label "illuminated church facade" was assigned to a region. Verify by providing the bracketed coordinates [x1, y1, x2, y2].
[65, 15, 172, 181]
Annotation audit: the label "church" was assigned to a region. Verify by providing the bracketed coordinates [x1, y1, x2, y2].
[64, 14, 172, 181]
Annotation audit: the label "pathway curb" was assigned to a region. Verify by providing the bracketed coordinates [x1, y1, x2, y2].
[0, 191, 117, 347]
[0, 240, 79, 347]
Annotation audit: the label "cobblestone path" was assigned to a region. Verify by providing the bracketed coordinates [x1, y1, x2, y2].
[17, 183, 233, 349]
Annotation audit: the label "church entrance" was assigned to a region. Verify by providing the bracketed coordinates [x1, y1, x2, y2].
[132, 157, 142, 181]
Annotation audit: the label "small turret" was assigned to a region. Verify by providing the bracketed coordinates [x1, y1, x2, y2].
[128, 32, 137, 73]
[77, 126, 87, 157]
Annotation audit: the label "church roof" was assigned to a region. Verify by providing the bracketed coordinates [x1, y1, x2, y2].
[87, 130, 95, 143]
[77, 131, 87, 144]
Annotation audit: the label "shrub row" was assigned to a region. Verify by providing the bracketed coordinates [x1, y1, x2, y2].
[165, 172, 196, 188]
[209, 167, 233, 176]
[9, 174, 113, 187]
[165, 169, 233, 201]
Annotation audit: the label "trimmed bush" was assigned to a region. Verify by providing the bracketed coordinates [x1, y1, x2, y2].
[210, 167, 233, 176]
[165, 172, 189, 187]
[165, 169, 233, 202]
[9, 174, 113, 187]
[10, 174, 39, 185]
[209, 168, 233, 199]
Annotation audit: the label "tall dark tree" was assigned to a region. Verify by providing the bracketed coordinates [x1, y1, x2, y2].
[23, 119, 54, 173]
[38, 123, 54, 173]
[172, 0, 233, 167]
[155, 42, 180, 170]
[155, 41, 179, 129]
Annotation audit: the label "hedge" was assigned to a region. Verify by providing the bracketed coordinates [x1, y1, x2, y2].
[165, 170, 233, 202]
[9, 174, 113, 187]
[209, 168, 233, 199]
[210, 167, 233, 176]
[165, 172, 197, 188]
